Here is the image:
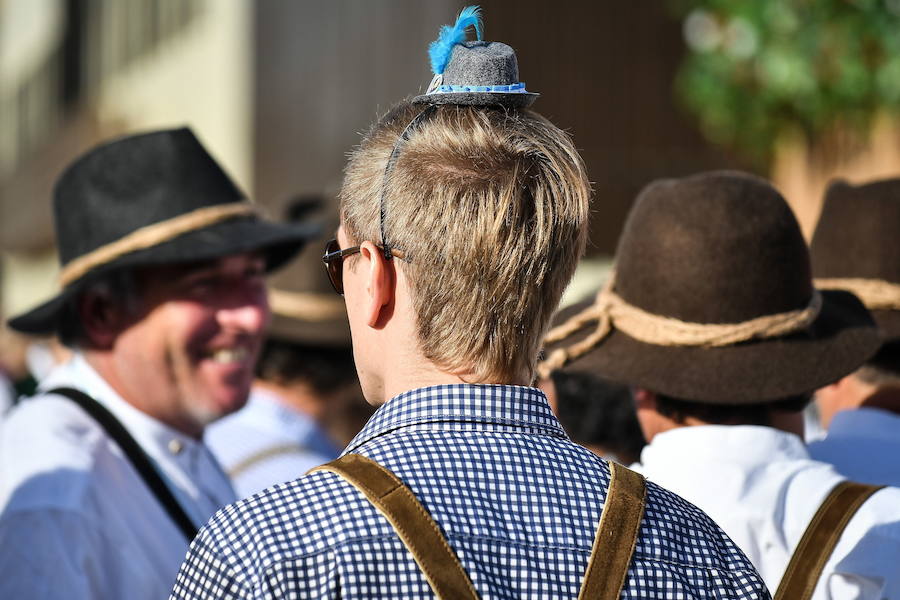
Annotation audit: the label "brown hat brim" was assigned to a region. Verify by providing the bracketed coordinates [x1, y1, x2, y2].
[556, 289, 881, 404]
[870, 309, 900, 343]
[267, 312, 351, 348]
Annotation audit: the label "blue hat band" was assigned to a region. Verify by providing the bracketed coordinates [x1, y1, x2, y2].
[428, 82, 530, 94]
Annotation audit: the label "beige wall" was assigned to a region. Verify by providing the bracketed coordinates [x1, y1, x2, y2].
[94, 0, 253, 191]
[1, 0, 254, 321]
[772, 115, 900, 240]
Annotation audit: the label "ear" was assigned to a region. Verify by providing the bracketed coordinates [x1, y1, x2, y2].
[814, 375, 853, 429]
[633, 387, 657, 411]
[76, 291, 129, 349]
[358, 241, 396, 328]
[633, 387, 665, 443]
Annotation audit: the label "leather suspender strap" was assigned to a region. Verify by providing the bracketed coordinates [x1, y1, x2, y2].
[47, 387, 200, 541]
[578, 461, 647, 600]
[311, 454, 647, 600]
[310, 454, 480, 600]
[774, 481, 885, 600]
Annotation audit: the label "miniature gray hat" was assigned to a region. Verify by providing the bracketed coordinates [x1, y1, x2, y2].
[412, 6, 538, 108]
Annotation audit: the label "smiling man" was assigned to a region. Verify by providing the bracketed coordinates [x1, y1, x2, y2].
[0, 128, 315, 599]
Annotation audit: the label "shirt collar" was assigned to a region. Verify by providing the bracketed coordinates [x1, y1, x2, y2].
[234, 387, 340, 456]
[640, 424, 810, 470]
[246, 387, 323, 439]
[827, 407, 900, 442]
[344, 383, 567, 454]
[43, 353, 203, 467]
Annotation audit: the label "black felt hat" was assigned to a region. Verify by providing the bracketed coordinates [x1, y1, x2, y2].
[9, 127, 317, 335]
[412, 6, 538, 109]
[542, 171, 880, 404]
[811, 178, 900, 342]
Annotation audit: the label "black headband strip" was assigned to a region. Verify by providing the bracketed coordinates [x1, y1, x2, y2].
[378, 104, 439, 260]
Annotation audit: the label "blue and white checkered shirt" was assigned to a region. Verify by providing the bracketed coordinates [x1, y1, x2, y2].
[171, 384, 769, 599]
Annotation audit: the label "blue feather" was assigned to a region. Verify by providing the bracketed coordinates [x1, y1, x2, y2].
[428, 6, 483, 75]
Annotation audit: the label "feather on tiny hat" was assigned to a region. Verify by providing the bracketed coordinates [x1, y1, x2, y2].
[412, 6, 538, 109]
[374, 6, 538, 261]
[9, 127, 318, 335]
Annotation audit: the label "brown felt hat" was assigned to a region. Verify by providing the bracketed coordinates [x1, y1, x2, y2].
[543, 171, 880, 404]
[811, 178, 900, 342]
[266, 195, 351, 348]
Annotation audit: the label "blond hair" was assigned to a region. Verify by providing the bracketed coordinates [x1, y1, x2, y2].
[341, 101, 590, 382]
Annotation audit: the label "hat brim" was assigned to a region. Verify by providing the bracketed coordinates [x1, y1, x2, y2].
[870, 309, 900, 343]
[554, 289, 881, 404]
[8, 216, 318, 335]
[268, 312, 351, 348]
[412, 91, 539, 108]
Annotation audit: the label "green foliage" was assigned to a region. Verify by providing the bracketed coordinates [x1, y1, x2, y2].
[673, 0, 900, 165]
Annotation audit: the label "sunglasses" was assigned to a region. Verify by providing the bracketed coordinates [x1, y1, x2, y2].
[322, 238, 405, 295]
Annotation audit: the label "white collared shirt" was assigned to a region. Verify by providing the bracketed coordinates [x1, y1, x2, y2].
[0, 354, 236, 600]
[808, 408, 900, 487]
[636, 425, 900, 599]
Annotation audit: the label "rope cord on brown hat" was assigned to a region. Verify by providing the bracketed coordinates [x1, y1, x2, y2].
[58, 203, 257, 287]
[536, 273, 824, 379]
[814, 277, 900, 310]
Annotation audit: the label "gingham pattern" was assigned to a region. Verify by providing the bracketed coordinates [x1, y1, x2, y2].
[171, 384, 769, 599]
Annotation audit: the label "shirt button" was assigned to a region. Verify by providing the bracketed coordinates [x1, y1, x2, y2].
[168, 439, 184, 455]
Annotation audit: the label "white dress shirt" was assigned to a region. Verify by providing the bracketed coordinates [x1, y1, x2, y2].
[205, 387, 339, 498]
[808, 408, 900, 487]
[0, 354, 236, 599]
[0, 372, 14, 416]
[636, 425, 900, 599]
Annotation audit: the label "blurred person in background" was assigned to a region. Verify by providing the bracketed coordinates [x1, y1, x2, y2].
[544, 369, 645, 465]
[541, 171, 900, 599]
[206, 195, 369, 499]
[539, 309, 645, 464]
[808, 179, 900, 487]
[0, 128, 315, 599]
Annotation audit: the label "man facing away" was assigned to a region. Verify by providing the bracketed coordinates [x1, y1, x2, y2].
[172, 10, 768, 599]
[206, 197, 362, 497]
[0, 127, 314, 599]
[541, 171, 900, 599]
[808, 178, 900, 487]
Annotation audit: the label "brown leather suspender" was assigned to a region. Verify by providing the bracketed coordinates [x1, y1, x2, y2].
[311, 454, 480, 599]
[578, 461, 647, 600]
[310, 454, 647, 599]
[774, 481, 884, 600]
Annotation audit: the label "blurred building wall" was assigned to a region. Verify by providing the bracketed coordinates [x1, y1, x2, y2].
[253, 0, 749, 259]
[253, 0, 456, 216]
[0, 0, 252, 323]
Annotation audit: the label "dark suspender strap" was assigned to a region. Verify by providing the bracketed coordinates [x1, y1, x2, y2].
[578, 461, 647, 600]
[310, 453, 480, 600]
[48, 387, 199, 541]
[774, 481, 885, 600]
